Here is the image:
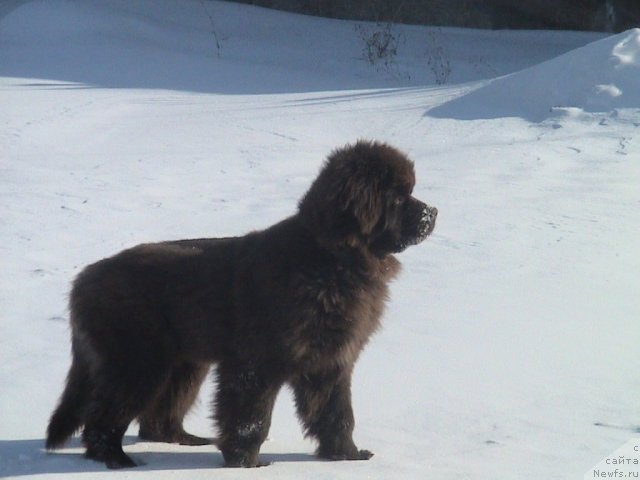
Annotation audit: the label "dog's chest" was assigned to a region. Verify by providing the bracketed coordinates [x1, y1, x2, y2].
[287, 265, 390, 370]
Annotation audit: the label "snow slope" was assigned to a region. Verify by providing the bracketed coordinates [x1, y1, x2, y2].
[430, 28, 640, 121]
[1, 1, 639, 479]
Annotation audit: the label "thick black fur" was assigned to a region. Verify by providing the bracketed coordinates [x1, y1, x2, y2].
[45, 140, 438, 469]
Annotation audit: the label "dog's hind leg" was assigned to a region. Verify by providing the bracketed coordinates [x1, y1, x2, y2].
[138, 362, 212, 446]
[82, 358, 172, 469]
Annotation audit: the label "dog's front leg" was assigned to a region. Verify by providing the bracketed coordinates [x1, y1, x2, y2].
[292, 366, 373, 461]
[214, 365, 281, 467]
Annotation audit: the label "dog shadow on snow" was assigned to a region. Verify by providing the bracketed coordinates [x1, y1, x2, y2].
[0, 437, 316, 476]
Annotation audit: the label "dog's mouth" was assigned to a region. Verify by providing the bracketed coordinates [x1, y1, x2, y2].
[392, 205, 438, 253]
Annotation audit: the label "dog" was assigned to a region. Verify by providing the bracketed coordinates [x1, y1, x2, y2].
[45, 140, 438, 468]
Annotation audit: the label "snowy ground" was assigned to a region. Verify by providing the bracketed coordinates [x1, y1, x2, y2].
[1, 1, 639, 479]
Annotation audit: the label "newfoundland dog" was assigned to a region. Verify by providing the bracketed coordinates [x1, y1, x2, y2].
[46, 140, 438, 469]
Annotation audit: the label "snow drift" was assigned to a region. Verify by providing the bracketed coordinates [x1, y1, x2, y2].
[430, 28, 640, 121]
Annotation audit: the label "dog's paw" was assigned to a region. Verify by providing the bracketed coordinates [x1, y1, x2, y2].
[319, 447, 374, 461]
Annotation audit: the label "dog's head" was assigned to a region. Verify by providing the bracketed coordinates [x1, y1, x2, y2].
[299, 140, 437, 256]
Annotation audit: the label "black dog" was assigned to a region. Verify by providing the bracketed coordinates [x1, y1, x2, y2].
[46, 140, 438, 468]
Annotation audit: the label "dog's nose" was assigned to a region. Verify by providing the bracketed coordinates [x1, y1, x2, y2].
[424, 206, 437, 221]
[417, 204, 437, 239]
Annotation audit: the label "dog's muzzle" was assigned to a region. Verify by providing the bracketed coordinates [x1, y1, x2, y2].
[418, 205, 438, 239]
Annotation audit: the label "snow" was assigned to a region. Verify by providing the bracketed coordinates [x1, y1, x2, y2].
[1, 1, 639, 479]
[430, 28, 640, 121]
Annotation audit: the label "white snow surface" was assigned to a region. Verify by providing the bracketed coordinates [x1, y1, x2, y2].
[431, 28, 640, 120]
[1, 1, 639, 479]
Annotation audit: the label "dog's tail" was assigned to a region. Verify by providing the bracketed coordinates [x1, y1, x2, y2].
[46, 357, 90, 449]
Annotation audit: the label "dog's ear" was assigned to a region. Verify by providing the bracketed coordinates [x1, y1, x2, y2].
[298, 143, 386, 247]
[338, 171, 382, 236]
[299, 141, 415, 250]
